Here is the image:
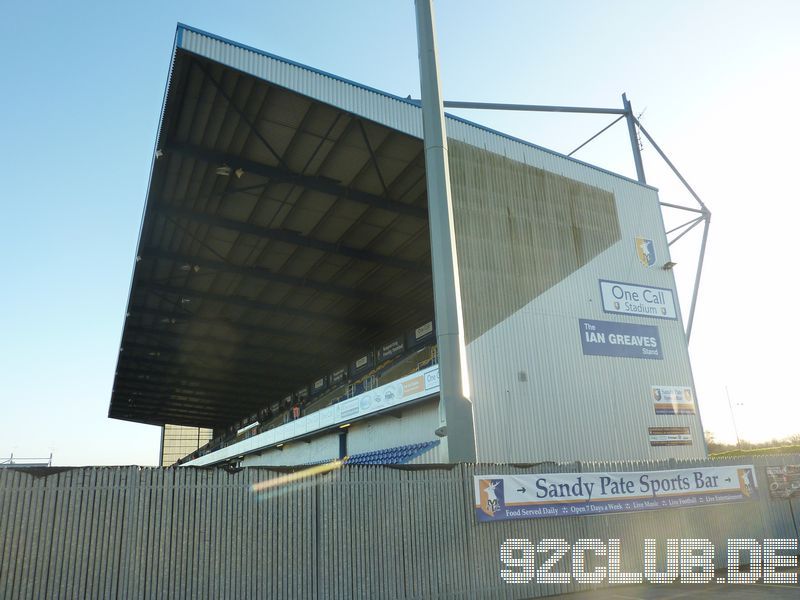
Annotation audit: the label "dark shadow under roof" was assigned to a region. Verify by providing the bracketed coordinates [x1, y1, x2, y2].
[109, 47, 434, 429]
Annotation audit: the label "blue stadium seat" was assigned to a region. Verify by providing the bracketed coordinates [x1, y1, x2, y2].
[344, 440, 440, 465]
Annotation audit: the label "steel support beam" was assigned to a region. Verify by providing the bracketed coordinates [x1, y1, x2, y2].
[115, 357, 296, 392]
[192, 57, 291, 171]
[415, 0, 476, 462]
[153, 203, 428, 273]
[113, 387, 250, 417]
[667, 216, 704, 235]
[165, 141, 427, 219]
[112, 390, 246, 416]
[114, 376, 261, 401]
[660, 202, 704, 214]
[356, 119, 392, 198]
[568, 115, 625, 157]
[115, 358, 306, 396]
[439, 100, 625, 115]
[113, 399, 243, 423]
[129, 306, 365, 348]
[124, 324, 326, 362]
[139, 281, 375, 328]
[114, 374, 272, 404]
[631, 115, 711, 343]
[686, 215, 710, 342]
[109, 404, 223, 428]
[634, 117, 708, 213]
[114, 367, 283, 398]
[119, 340, 316, 376]
[668, 217, 704, 246]
[139, 247, 427, 308]
[622, 93, 646, 184]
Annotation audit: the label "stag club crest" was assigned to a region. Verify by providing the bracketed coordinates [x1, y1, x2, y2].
[737, 468, 756, 497]
[635, 237, 656, 267]
[478, 478, 504, 517]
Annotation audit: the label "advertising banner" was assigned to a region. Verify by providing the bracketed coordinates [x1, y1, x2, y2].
[350, 352, 373, 375]
[378, 336, 405, 361]
[330, 367, 347, 386]
[311, 376, 327, 396]
[765, 465, 800, 499]
[652, 385, 696, 415]
[648, 426, 692, 446]
[329, 365, 439, 426]
[410, 320, 434, 346]
[474, 465, 758, 522]
[579, 319, 662, 360]
[599, 280, 677, 320]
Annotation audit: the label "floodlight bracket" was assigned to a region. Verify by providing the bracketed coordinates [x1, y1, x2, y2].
[429, 95, 711, 343]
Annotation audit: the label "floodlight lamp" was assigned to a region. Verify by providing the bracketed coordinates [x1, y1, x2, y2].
[662, 261, 677, 270]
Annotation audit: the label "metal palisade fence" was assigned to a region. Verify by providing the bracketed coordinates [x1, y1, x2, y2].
[1, 455, 798, 599]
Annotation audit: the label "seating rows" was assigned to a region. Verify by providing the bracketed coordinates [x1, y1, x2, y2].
[345, 440, 441, 465]
[178, 344, 438, 464]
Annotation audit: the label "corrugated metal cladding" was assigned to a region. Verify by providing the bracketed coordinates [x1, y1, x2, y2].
[160, 424, 213, 466]
[2, 455, 798, 599]
[448, 141, 700, 463]
[178, 27, 424, 140]
[176, 25, 652, 190]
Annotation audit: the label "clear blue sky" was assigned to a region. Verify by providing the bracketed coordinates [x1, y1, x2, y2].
[1, 1, 798, 465]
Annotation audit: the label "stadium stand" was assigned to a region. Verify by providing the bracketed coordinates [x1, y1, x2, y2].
[176, 324, 439, 465]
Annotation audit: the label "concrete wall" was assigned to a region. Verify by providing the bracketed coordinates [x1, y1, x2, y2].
[2, 455, 798, 599]
[239, 400, 442, 466]
[241, 430, 340, 467]
[347, 399, 439, 454]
